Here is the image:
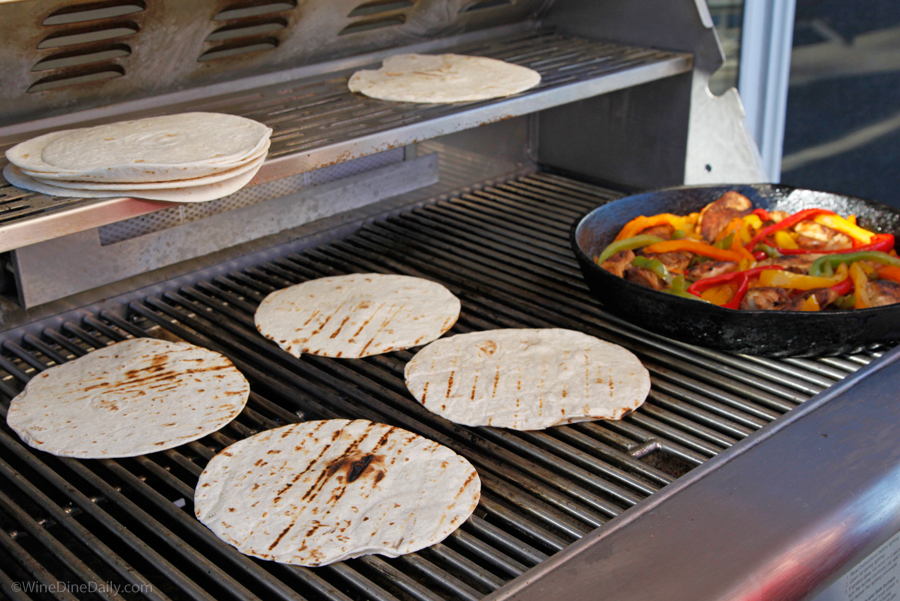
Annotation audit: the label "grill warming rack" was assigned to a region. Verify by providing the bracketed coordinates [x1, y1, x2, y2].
[0, 29, 691, 254]
[0, 172, 883, 601]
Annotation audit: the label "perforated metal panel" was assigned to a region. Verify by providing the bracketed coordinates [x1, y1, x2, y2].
[97, 149, 404, 245]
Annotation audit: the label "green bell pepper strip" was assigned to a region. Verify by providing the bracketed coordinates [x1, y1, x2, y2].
[631, 256, 672, 284]
[713, 232, 735, 250]
[671, 229, 687, 240]
[595, 235, 665, 265]
[809, 251, 900, 277]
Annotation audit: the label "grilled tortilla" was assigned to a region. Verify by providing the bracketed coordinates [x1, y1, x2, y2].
[194, 419, 480, 566]
[348, 53, 541, 103]
[6, 338, 249, 458]
[404, 328, 651, 430]
[254, 273, 460, 358]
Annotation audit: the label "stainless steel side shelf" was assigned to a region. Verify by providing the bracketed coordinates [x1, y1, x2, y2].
[0, 29, 691, 254]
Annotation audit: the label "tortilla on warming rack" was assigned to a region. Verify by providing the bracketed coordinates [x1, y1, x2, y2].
[348, 53, 541, 103]
[254, 273, 460, 358]
[6, 338, 249, 458]
[404, 328, 651, 430]
[194, 419, 480, 566]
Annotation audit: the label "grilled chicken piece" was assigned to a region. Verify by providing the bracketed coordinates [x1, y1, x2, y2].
[740, 287, 790, 311]
[779, 288, 839, 311]
[757, 254, 824, 274]
[686, 261, 739, 281]
[648, 251, 693, 273]
[769, 210, 790, 223]
[625, 267, 665, 290]
[866, 281, 900, 307]
[697, 191, 753, 242]
[638, 224, 675, 240]
[600, 249, 635, 278]
[793, 221, 853, 251]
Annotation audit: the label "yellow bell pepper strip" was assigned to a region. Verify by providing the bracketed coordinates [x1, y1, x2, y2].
[745, 208, 835, 251]
[644, 240, 745, 263]
[758, 263, 849, 290]
[773, 230, 798, 249]
[809, 249, 900, 277]
[850, 262, 872, 309]
[876, 264, 900, 284]
[701, 284, 735, 305]
[812, 214, 875, 245]
[778, 232, 895, 256]
[595, 235, 665, 265]
[614, 214, 688, 242]
[848, 215, 857, 225]
[800, 295, 820, 311]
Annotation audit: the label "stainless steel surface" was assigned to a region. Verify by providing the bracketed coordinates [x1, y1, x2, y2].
[543, 0, 765, 184]
[0, 0, 547, 125]
[0, 28, 691, 254]
[0, 172, 885, 600]
[490, 341, 900, 601]
[12, 152, 438, 308]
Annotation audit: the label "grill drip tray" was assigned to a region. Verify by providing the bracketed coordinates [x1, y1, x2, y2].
[0, 173, 883, 601]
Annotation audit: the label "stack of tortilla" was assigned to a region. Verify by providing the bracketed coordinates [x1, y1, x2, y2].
[3, 112, 271, 202]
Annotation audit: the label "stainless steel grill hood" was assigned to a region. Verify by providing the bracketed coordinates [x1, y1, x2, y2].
[0, 2, 897, 601]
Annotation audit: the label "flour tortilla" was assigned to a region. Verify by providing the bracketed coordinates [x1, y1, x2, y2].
[194, 419, 480, 567]
[6, 115, 271, 182]
[3, 153, 263, 201]
[24, 146, 267, 190]
[405, 329, 651, 430]
[20, 141, 269, 184]
[42, 112, 270, 170]
[348, 53, 541, 103]
[6, 338, 250, 459]
[254, 274, 460, 359]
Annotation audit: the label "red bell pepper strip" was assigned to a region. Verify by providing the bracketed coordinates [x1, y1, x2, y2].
[687, 266, 784, 310]
[753, 251, 768, 261]
[745, 208, 835, 252]
[777, 233, 895, 255]
[830, 278, 854, 296]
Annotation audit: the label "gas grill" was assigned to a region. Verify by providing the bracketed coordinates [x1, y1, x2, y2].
[1, 2, 900, 601]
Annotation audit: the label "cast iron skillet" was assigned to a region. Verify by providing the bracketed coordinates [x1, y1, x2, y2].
[571, 184, 900, 357]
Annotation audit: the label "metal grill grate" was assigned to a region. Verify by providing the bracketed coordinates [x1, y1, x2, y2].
[0, 29, 691, 252]
[0, 172, 882, 601]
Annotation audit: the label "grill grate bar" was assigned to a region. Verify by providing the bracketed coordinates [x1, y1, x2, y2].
[0, 430, 218, 601]
[0, 488, 127, 601]
[0, 172, 883, 601]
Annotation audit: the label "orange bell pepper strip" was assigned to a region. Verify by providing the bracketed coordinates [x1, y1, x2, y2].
[850, 262, 872, 308]
[644, 240, 745, 263]
[757, 263, 849, 290]
[614, 214, 687, 241]
[876, 264, 900, 284]
[800, 295, 820, 311]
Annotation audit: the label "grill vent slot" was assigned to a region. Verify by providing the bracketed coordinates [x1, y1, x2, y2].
[37, 22, 139, 49]
[29, 2, 142, 94]
[201, 1, 297, 62]
[42, 1, 146, 26]
[460, 0, 514, 12]
[347, 0, 415, 17]
[340, 0, 415, 35]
